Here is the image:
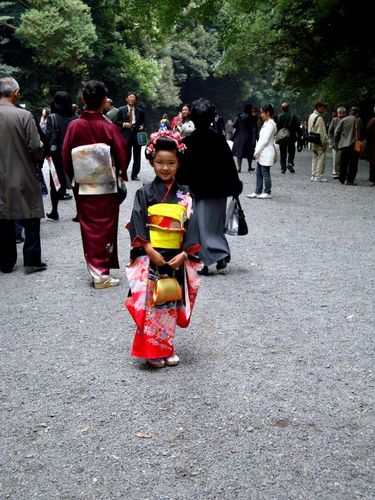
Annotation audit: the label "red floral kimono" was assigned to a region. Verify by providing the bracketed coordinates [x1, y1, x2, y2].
[125, 177, 201, 359]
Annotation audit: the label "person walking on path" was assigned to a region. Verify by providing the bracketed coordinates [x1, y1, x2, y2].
[125, 131, 202, 369]
[366, 106, 375, 187]
[177, 98, 242, 276]
[308, 100, 328, 182]
[334, 106, 363, 186]
[276, 102, 301, 174]
[247, 104, 277, 200]
[45, 91, 77, 220]
[0, 77, 46, 274]
[328, 106, 346, 179]
[232, 103, 258, 172]
[116, 92, 145, 181]
[62, 80, 128, 288]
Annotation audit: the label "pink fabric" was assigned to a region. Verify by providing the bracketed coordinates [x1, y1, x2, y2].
[125, 256, 201, 358]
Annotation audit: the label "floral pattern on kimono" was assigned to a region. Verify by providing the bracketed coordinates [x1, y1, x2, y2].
[125, 255, 201, 359]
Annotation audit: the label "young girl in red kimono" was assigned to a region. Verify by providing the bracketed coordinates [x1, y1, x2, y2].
[125, 131, 202, 368]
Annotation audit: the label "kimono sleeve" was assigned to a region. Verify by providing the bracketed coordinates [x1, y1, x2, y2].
[182, 195, 201, 255]
[127, 187, 150, 246]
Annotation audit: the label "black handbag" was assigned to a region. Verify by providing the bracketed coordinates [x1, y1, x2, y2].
[307, 115, 322, 145]
[225, 197, 248, 236]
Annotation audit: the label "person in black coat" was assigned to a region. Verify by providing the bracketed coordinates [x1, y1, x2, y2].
[232, 103, 258, 172]
[276, 102, 301, 173]
[177, 98, 242, 275]
[116, 92, 145, 181]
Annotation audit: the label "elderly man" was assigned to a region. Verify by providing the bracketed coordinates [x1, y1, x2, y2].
[334, 106, 363, 185]
[104, 98, 118, 123]
[308, 100, 328, 182]
[0, 77, 46, 274]
[328, 106, 346, 179]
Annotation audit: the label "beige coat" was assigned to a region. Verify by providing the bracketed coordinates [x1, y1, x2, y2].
[0, 101, 44, 219]
[308, 111, 328, 151]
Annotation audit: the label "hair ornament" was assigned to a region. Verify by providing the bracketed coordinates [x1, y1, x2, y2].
[146, 130, 187, 157]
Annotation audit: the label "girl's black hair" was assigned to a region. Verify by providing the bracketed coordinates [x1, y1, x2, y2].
[145, 136, 181, 161]
[82, 80, 108, 110]
[260, 103, 274, 117]
[51, 91, 74, 117]
[244, 103, 253, 115]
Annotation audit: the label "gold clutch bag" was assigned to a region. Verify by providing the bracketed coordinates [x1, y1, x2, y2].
[153, 277, 182, 305]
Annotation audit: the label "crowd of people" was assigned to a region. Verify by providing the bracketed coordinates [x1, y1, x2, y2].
[1, 75, 374, 367]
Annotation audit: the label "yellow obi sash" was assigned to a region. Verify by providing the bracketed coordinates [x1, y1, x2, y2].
[147, 203, 187, 249]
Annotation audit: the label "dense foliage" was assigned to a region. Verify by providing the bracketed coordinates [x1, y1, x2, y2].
[0, 0, 373, 122]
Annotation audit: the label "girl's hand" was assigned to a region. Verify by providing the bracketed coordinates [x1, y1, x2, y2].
[144, 244, 166, 267]
[168, 252, 187, 270]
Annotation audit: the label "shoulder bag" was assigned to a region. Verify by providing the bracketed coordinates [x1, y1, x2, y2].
[354, 118, 365, 153]
[307, 115, 322, 145]
[275, 114, 293, 145]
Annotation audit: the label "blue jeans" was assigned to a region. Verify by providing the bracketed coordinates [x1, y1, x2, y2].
[255, 163, 272, 194]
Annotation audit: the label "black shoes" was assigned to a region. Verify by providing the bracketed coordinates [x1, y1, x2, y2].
[47, 211, 59, 220]
[248, 167, 255, 172]
[281, 168, 286, 174]
[287, 164, 295, 173]
[131, 176, 140, 181]
[72, 216, 79, 222]
[197, 266, 209, 276]
[24, 262, 47, 275]
[216, 258, 228, 271]
[16, 236, 24, 244]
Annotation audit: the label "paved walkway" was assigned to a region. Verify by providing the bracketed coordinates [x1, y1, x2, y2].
[0, 149, 374, 499]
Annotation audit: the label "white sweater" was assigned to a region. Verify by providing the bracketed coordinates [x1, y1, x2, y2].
[254, 119, 277, 166]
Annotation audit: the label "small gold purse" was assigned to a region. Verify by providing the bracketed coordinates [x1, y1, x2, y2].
[153, 277, 182, 305]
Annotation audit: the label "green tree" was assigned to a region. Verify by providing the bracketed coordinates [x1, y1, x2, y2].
[16, 0, 97, 76]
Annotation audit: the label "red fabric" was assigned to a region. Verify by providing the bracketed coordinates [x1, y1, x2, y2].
[125, 256, 202, 359]
[76, 192, 120, 275]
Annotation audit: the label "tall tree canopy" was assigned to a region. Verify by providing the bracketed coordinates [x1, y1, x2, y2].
[0, 0, 373, 120]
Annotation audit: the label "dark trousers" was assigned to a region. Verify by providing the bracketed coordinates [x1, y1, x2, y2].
[0, 218, 42, 272]
[127, 141, 142, 179]
[339, 145, 359, 184]
[279, 140, 296, 170]
[369, 162, 375, 183]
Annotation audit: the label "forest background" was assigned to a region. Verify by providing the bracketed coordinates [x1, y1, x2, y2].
[0, 0, 374, 127]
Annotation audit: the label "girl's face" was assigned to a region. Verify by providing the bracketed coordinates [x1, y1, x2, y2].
[152, 150, 179, 182]
[261, 110, 270, 121]
[181, 106, 190, 118]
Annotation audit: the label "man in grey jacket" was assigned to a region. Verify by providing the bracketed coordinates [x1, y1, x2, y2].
[334, 106, 362, 185]
[0, 77, 46, 274]
[328, 106, 346, 179]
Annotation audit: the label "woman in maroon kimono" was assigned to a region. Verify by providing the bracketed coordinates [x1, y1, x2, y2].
[62, 80, 128, 288]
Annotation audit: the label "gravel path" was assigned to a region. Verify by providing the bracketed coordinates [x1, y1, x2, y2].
[0, 149, 374, 499]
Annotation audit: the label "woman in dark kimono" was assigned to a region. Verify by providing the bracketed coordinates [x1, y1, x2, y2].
[125, 132, 202, 368]
[177, 98, 243, 276]
[62, 80, 128, 288]
[232, 103, 258, 172]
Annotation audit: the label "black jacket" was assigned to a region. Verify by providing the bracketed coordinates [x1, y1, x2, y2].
[177, 129, 243, 200]
[116, 106, 145, 142]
